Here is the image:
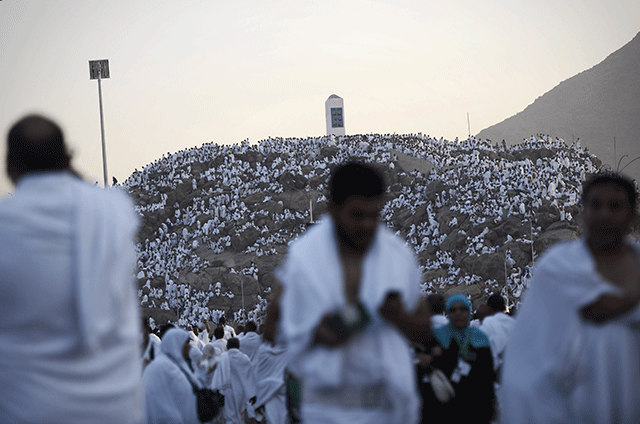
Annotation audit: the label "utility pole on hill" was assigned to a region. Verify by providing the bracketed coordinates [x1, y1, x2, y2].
[89, 59, 110, 188]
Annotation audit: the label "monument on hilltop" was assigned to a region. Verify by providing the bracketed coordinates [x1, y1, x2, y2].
[325, 94, 345, 136]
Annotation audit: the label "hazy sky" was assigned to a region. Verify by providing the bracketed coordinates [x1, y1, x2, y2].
[1, 0, 638, 195]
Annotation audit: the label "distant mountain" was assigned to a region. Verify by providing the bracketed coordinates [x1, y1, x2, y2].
[477, 32, 640, 182]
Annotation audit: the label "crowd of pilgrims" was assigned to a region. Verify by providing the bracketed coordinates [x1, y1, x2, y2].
[142, 316, 287, 424]
[141, 292, 515, 423]
[124, 132, 596, 328]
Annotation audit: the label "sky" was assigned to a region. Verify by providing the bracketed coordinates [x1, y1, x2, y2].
[1, 0, 639, 195]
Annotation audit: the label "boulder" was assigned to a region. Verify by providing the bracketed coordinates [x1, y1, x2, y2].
[277, 191, 313, 212]
[262, 201, 284, 216]
[278, 172, 308, 190]
[308, 176, 325, 189]
[534, 228, 580, 256]
[230, 227, 261, 252]
[502, 241, 533, 268]
[436, 207, 457, 233]
[467, 253, 508, 285]
[243, 192, 268, 205]
[443, 283, 485, 310]
[422, 268, 449, 284]
[493, 214, 526, 243]
[440, 230, 468, 252]
[392, 208, 414, 229]
[425, 180, 448, 203]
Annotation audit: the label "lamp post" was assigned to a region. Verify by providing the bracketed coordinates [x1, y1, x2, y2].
[89, 59, 110, 188]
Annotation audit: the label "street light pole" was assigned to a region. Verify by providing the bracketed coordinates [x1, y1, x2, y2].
[97, 72, 108, 188]
[89, 59, 110, 188]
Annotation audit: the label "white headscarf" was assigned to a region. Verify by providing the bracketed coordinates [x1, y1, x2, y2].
[143, 327, 201, 424]
[161, 328, 200, 387]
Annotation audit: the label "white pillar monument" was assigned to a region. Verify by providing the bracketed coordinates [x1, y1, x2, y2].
[325, 94, 345, 136]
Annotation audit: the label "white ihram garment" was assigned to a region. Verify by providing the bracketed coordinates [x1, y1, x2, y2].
[278, 216, 421, 424]
[0, 172, 144, 424]
[224, 325, 236, 340]
[211, 348, 256, 424]
[500, 239, 640, 424]
[143, 328, 200, 424]
[479, 312, 515, 372]
[239, 331, 263, 361]
[254, 342, 289, 424]
[212, 338, 227, 353]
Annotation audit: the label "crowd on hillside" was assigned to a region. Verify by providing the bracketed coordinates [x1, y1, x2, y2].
[126, 133, 596, 328]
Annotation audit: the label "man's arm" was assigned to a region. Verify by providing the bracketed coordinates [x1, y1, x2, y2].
[262, 284, 283, 343]
[581, 291, 640, 324]
[378, 292, 432, 345]
[312, 314, 352, 347]
[582, 244, 640, 324]
[313, 293, 433, 347]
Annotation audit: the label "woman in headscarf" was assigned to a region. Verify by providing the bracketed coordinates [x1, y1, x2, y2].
[197, 343, 221, 388]
[419, 294, 495, 424]
[143, 327, 200, 424]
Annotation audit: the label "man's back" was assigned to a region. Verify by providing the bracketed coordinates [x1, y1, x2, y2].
[212, 348, 256, 424]
[478, 312, 515, 372]
[0, 171, 144, 424]
[239, 331, 262, 361]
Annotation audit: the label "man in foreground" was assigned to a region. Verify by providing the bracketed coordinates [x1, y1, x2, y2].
[500, 172, 640, 423]
[277, 161, 431, 424]
[0, 115, 144, 423]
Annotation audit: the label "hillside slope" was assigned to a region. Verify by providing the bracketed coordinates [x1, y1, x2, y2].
[123, 134, 622, 328]
[477, 31, 640, 183]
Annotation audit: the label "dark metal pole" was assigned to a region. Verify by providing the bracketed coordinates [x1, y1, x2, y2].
[97, 69, 108, 188]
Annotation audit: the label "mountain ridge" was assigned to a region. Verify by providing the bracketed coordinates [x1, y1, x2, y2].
[477, 31, 640, 182]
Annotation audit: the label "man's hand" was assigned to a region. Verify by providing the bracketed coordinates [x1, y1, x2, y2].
[581, 289, 640, 324]
[379, 292, 432, 345]
[416, 347, 443, 367]
[262, 283, 283, 343]
[313, 314, 351, 347]
[378, 291, 404, 324]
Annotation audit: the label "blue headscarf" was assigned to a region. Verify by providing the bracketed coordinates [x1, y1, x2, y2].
[433, 294, 490, 360]
[445, 294, 472, 320]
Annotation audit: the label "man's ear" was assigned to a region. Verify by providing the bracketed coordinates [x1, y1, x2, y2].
[327, 200, 337, 218]
[7, 161, 20, 185]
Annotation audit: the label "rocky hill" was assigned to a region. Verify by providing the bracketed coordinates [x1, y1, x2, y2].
[477, 31, 640, 184]
[124, 133, 635, 328]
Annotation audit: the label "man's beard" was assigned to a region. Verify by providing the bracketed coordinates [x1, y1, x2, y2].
[588, 221, 625, 253]
[335, 223, 374, 254]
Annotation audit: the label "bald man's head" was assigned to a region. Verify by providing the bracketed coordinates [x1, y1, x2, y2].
[7, 115, 72, 183]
